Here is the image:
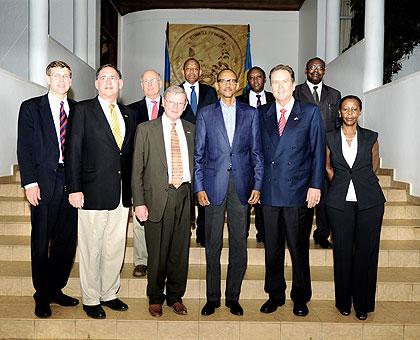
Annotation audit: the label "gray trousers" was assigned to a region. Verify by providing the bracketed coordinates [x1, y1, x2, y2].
[205, 174, 248, 302]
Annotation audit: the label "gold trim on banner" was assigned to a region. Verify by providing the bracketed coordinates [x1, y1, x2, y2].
[169, 24, 248, 92]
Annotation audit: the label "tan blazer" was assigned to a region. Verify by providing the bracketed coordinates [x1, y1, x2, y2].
[131, 116, 195, 222]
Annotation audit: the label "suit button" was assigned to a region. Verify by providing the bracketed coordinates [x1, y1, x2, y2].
[119, 152, 122, 156]
[117, 170, 121, 174]
[288, 161, 292, 165]
[271, 161, 275, 164]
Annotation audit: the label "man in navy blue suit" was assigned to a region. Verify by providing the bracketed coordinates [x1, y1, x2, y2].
[194, 69, 264, 316]
[17, 60, 79, 318]
[258, 65, 325, 317]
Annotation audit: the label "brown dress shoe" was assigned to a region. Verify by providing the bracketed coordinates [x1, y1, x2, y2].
[149, 303, 162, 317]
[170, 301, 188, 315]
[133, 265, 147, 277]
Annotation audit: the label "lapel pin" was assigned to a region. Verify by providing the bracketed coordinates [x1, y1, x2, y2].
[294, 117, 299, 121]
[124, 115, 128, 118]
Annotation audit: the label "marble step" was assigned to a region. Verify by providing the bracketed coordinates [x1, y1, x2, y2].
[0, 235, 419, 268]
[0, 261, 419, 302]
[0, 296, 419, 340]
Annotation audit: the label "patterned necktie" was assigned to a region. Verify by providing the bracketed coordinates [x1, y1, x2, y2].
[151, 100, 158, 120]
[256, 94, 262, 107]
[190, 85, 198, 115]
[109, 104, 123, 149]
[313, 85, 320, 104]
[278, 108, 287, 136]
[171, 123, 183, 188]
[59, 101, 67, 162]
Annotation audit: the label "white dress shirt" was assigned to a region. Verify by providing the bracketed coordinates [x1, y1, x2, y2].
[276, 97, 295, 123]
[98, 96, 126, 139]
[306, 80, 323, 101]
[145, 95, 161, 120]
[341, 128, 358, 202]
[249, 90, 267, 108]
[183, 81, 200, 105]
[162, 114, 191, 184]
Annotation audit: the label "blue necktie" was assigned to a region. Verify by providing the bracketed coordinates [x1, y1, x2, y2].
[190, 85, 198, 115]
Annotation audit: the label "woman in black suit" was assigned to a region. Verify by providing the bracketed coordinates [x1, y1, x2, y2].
[325, 95, 385, 320]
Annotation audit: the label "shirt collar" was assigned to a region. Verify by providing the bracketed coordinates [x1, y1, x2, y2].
[306, 80, 323, 93]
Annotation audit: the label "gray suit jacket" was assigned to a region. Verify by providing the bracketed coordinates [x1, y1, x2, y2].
[131, 116, 195, 222]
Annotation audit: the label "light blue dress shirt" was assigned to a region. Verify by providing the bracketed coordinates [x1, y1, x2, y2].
[220, 99, 236, 146]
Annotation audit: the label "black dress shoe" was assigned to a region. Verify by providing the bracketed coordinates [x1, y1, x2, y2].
[35, 302, 52, 318]
[201, 300, 220, 316]
[51, 292, 79, 306]
[314, 237, 333, 249]
[225, 300, 244, 316]
[260, 299, 284, 313]
[83, 304, 106, 319]
[356, 311, 368, 320]
[293, 302, 309, 316]
[101, 298, 128, 311]
[339, 308, 351, 316]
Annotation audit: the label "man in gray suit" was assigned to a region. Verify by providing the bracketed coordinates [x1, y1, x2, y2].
[132, 86, 195, 317]
[294, 57, 341, 249]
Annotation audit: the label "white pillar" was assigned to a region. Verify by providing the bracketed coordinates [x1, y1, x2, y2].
[29, 0, 48, 86]
[325, 0, 340, 63]
[74, 0, 89, 62]
[363, 0, 385, 92]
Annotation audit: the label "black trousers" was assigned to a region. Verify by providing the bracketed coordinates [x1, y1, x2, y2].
[310, 178, 331, 240]
[247, 203, 264, 242]
[326, 202, 384, 313]
[31, 168, 77, 304]
[196, 205, 205, 243]
[144, 183, 191, 305]
[205, 175, 248, 302]
[262, 205, 312, 304]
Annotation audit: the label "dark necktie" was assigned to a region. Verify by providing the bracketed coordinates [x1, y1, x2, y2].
[59, 101, 67, 162]
[313, 86, 320, 104]
[190, 86, 198, 115]
[256, 94, 262, 107]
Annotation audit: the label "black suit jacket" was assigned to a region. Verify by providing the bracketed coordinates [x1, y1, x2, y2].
[128, 97, 164, 126]
[66, 97, 136, 209]
[17, 94, 76, 203]
[294, 82, 341, 133]
[180, 82, 218, 124]
[325, 126, 385, 211]
[236, 90, 275, 106]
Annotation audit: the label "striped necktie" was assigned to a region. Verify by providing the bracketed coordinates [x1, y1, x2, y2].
[109, 104, 123, 149]
[59, 101, 67, 162]
[171, 123, 183, 188]
[278, 108, 286, 136]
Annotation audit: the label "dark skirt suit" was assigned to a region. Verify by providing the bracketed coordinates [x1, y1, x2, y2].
[325, 126, 385, 313]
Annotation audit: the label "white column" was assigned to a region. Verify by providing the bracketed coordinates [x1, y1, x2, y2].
[325, 0, 340, 63]
[363, 0, 385, 92]
[74, 0, 88, 62]
[29, 0, 48, 86]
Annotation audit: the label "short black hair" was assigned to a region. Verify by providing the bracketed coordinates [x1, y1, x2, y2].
[306, 57, 325, 69]
[96, 64, 122, 79]
[247, 66, 266, 79]
[339, 95, 363, 111]
[216, 68, 237, 81]
[183, 58, 200, 70]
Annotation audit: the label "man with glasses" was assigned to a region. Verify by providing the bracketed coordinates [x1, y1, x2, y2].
[66, 64, 136, 319]
[195, 69, 263, 316]
[128, 69, 164, 278]
[294, 57, 341, 249]
[132, 86, 195, 317]
[17, 60, 78, 318]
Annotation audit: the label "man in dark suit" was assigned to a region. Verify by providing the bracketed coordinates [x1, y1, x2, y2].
[132, 86, 195, 317]
[66, 64, 136, 319]
[128, 69, 164, 278]
[195, 69, 264, 316]
[17, 60, 79, 318]
[294, 57, 341, 249]
[259, 64, 325, 317]
[236, 66, 275, 243]
[180, 58, 218, 247]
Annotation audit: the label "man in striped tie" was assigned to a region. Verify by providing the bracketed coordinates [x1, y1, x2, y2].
[258, 64, 325, 317]
[17, 60, 78, 318]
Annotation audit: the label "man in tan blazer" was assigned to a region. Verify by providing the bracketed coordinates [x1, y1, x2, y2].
[131, 85, 195, 317]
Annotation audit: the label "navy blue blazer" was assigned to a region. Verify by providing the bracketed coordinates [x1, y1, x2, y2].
[259, 100, 325, 207]
[17, 94, 76, 203]
[194, 100, 264, 206]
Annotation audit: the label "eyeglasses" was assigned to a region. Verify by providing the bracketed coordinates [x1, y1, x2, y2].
[165, 100, 186, 108]
[50, 73, 71, 80]
[307, 65, 325, 71]
[98, 75, 118, 82]
[217, 79, 237, 85]
[142, 79, 160, 85]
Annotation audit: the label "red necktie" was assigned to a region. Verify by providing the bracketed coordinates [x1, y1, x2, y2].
[278, 108, 286, 136]
[59, 101, 67, 161]
[151, 100, 158, 120]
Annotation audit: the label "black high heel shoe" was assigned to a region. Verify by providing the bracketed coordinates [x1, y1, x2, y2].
[356, 310, 367, 320]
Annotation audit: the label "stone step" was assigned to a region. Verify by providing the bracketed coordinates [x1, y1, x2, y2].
[0, 296, 419, 340]
[1, 261, 419, 302]
[1, 235, 419, 268]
